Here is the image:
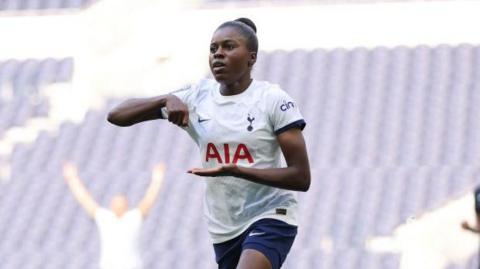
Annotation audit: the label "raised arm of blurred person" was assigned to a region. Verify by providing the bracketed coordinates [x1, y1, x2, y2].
[138, 164, 166, 218]
[63, 162, 99, 218]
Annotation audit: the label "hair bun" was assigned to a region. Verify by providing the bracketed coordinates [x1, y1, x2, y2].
[235, 17, 257, 33]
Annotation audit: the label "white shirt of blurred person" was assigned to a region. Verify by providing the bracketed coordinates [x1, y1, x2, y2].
[63, 162, 165, 269]
[461, 186, 480, 234]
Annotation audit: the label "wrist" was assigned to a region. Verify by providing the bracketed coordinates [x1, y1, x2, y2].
[163, 94, 178, 106]
[155, 94, 171, 108]
[226, 164, 240, 176]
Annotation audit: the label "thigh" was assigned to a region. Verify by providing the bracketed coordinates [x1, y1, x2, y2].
[213, 234, 245, 269]
[237, 249, 272, 269]
[214, 218, 297, 269]
[241, 219, 297, 269]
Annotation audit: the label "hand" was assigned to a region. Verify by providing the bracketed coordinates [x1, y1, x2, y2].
[63, 162, 78, 181]
[188, 164, 238, 177]
[461, 221, 470, 230]
[165, 95, 189, 127]
[152, 163, 166, 182]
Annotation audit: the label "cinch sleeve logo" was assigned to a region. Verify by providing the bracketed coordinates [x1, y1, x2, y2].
[280, 100, 295, 111]
[205, 143, 254, 164]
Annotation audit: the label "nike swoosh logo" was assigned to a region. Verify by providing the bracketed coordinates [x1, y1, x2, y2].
[198, 118, 210, 123]
[248, 231, 265, 237]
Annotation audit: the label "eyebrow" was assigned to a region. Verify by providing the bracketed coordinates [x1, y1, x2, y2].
[210, 39, 238, 45]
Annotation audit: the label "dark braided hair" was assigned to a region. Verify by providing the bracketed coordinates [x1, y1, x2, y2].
[217, 17, 258, 53]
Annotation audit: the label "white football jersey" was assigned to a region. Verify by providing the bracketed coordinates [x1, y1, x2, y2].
[165, 79, 306, 243]
[95, 208, 143, 269]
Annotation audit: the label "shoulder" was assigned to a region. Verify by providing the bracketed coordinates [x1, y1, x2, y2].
[253, 81, 294, 112]
[253, 80, 288, 99]
[127, 209, 143, 222]
[95, 208, 113, 221]
[197, 78, 218, 89]
[195, 79, 219, 96]
[186, 79, 218, 98]
[170, 79, 217, 104]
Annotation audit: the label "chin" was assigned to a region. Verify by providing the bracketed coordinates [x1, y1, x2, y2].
[213, 74, 230, 83]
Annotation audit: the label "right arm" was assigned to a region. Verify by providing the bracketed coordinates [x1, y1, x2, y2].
[138, 163, 166, 218]
[107, 94, 189, 127]
[62, 162, 99, 218]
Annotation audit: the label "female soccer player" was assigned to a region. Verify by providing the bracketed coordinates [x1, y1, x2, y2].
[108, 18, 311, 269]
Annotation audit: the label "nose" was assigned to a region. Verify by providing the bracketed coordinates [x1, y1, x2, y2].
[213, 47, 225, 59]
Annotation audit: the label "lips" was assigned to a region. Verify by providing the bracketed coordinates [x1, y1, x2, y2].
[212, 61, 227, 74]
[212, 61, 226, 68]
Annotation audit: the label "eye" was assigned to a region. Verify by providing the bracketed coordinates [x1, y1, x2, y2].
[210, 45, 217, 54]
[225, 43, 235, 50]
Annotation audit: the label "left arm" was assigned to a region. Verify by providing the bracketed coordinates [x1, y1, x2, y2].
[189, 128, 311, 192]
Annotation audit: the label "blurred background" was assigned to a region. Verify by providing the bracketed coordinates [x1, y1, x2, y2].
[0, 0, 480, 268]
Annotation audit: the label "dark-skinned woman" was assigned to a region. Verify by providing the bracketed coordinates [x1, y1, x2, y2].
[107, 18, 311, 269]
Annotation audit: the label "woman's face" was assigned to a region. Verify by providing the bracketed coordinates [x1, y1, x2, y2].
[209, 26, 254, 84]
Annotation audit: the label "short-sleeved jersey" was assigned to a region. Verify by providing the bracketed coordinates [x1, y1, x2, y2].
[95, 208, 143, 269]
[164, 79, 306, 243]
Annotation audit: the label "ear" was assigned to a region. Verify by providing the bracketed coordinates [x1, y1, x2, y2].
[248, 52, 257, 67]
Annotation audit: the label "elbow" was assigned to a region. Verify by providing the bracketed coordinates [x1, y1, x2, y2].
[107, 111, 131, 127]
[299, 178, 310, 192]
[296, 169, 311, 192]
[301, 168, 311, 191]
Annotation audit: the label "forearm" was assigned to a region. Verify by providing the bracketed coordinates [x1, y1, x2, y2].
[465, 225, 480, 234]
[66, 178, 87, 199]
[107, 95, 169, 126]
[67, 178, 92, 203]
[143, 181, 162, 203]
[65, 177, 98, 216]
[232, 165, 310, 192]
[138, 181, 162, 216]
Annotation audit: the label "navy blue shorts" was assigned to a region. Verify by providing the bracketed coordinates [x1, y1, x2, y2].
[213, 218, 297, 269]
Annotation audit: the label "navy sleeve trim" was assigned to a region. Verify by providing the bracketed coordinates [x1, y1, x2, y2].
[274, 119, 306, 135]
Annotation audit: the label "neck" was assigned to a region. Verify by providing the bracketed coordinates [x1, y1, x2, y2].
[219, 74, 252, 96]
[114, 211, 125, 218]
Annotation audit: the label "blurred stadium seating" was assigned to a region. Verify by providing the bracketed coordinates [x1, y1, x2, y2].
[0, 58, 73, 137]
[1, 44, 480, 268]
[0, 0, 96, 11]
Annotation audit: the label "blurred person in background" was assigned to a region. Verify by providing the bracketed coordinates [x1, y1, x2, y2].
[461, 186, 480, 269]
[461, 186, 480, 233]
[62, 162, 165, 269]
[107, 17, 310, 269]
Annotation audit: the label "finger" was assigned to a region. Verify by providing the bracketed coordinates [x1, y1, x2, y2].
[172, 111, 185, 127]
[168, 112, 179, 125]
[167, 112, 175, 123]
[191, 171, 212, 176]
[194, 168, 217, 173]
[156, 163, 166, 171]
[175, 112, 186, 127]
[181, 112, 189, 127]
[188, 168, 198, 173]
[63, 162, 72, 169]
[188, 168, 213, 176]
[188, 170, 206, 176]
